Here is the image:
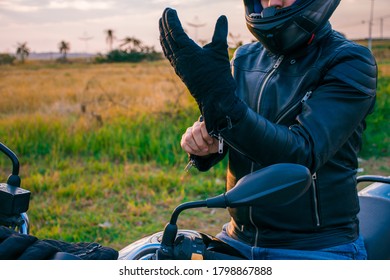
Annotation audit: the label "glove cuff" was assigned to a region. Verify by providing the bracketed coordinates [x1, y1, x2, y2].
[202, 94, 247, 135]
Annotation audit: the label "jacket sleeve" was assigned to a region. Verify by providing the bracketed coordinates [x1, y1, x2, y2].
[220, 45, 377, 173]
[190, 146, 228, 172]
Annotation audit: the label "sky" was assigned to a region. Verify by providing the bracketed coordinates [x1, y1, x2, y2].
[0, 0, 389, 54]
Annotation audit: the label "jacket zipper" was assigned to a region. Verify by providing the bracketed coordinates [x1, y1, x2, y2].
[275, 91, 312, 124]
[312, 173, 321, 227]
[207, 55, 285, 246]
[218, 56, 287, 169]
[212, 92, 312, 162]
[184, 134, 225, 172]
[274, 89, 320, 227]
[251, 55, 285, 247]
[249, 163, 260, 246]
[257, 55, 285, 112]
[184, 116, 226, 171]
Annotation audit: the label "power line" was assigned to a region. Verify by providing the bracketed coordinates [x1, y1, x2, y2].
[186, 16, 206, 43]
[334, 12, 390, 40]
[377, 14, 390, 38]
[336, 14, 389, 29]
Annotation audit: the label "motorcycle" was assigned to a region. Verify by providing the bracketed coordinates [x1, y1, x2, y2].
[118, 164, 390, 260]
[1, 142, 389, 260]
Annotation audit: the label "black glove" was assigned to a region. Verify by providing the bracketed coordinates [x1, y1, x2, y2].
[159, 8, 246, 134]
[0, 226, 118, 260]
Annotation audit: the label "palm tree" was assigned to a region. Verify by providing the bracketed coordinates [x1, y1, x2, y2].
[120, 37, 143, 53]
[105, 29, 115, 52]
[16, 42, 30, 63]
[58, 41, 70, 61]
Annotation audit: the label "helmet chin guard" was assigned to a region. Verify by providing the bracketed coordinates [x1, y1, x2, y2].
[243, 0, 341, 55]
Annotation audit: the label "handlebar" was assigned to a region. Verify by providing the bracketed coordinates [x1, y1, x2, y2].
[357, 175, 390, 184]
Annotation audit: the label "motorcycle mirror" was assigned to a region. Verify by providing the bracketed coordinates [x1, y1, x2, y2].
[158, 163, 311, 259]
[206, 163, 312, 208]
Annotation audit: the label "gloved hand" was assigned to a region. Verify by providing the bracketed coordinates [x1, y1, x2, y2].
[159, 8, 246, 134]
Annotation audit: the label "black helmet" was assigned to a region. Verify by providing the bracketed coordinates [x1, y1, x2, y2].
[244, 0, 341, 55]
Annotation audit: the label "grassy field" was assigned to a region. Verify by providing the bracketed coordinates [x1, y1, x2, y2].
[0, 47, 389, 251]
[0, 60, 230, 249]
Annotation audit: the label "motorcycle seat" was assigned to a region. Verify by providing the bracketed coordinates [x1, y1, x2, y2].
[358, 195, 390, 260]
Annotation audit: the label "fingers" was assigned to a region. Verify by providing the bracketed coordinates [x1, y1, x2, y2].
[159, 11, 174, 62]
[164, 8, 193, 48]
[159, 8, 195, 55]
[159, 18, 171, 59]
[181, 121, 218, 156]
[212, 15, 228, 46]
[202, 15, 229, 53]
[199, 121, 214, 145]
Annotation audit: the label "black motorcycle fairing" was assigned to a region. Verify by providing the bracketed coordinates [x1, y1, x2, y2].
[357, 179, 390, 260]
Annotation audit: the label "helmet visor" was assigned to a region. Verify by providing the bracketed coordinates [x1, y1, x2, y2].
[246, 0, 310, 21]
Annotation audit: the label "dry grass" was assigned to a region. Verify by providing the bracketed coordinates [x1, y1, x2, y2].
[0, 61, 193, 120]
[379, 63, 390, 77]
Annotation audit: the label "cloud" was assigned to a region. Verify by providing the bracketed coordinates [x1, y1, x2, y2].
[0, 0, 117, 13]
[48, 0, 115, 10]
[0, 1, 41, 12]
[151, 0, 182, 4]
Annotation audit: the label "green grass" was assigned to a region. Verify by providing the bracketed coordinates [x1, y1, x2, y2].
[0, 112, 191, 164]
[0, 106, 229, 249]
[22, 158, 227, 249]
[360, 66, 390, 157]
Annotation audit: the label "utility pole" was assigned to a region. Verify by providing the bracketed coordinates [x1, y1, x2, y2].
[79, 32, 93, 55]
[187, 16, 206, 44]
[379, 15, 390, 39]
[368, 0, 375, 51]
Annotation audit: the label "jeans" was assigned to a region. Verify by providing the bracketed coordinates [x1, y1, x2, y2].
[216, 225, 367, 260]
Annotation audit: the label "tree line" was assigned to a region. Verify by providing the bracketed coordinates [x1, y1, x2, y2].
[0, 29, 162, 65]
[96, 29, 161, 63]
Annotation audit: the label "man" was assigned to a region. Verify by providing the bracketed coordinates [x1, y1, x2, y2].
[159, 0, 377, 259]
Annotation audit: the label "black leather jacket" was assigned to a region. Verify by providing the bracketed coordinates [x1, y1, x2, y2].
[193, 24, 377, 250]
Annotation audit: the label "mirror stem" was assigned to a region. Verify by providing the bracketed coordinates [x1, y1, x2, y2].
[0, 142, 21, 187]
[169, 201, 207, 225]
[158, 200, 207, 259]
